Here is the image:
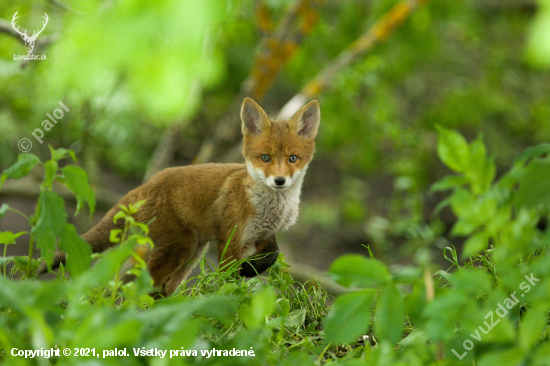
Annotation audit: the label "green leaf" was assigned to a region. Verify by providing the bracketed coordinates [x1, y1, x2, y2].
[467, 135, 495, 194]
[429, 175, 468, 193]
[72, 240, 135, 294]
[328, 254, 391, 288]
[58, 224, 91, 276]
[32, 191, 67, 265]
[519, 305, 547, 351]
[239, 287, 276, 328]
[286, 309, 307, 328]
[436, 125, 470, 172]
[62, 165, 96, 216]
[276, 298, 290, 316]
[477, 349, 524, 366]
[42, 160, 58, 191]
[324, 289, 376, 344]
[109, 229, 122, 244]
[0, 204, 9, 219]
[0, 153, 40, 189]
[514, 143, 550, 164]
[451, 268, 492, 295]
[462, 232, 489, 258]
[50, 147, 76, 162]
[0, 231, 25, 245]
[526, 8, 550, 69]
[514, 157, 550, 209]
[375, 283, 404, 345]
[0, 257, 14, 266]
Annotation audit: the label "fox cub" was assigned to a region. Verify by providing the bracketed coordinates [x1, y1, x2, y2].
[43, 98, 320, 295]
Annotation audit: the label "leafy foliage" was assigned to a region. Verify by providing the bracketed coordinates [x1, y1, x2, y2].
[1, 130, 550, 364]
[2, 0, 550, 364]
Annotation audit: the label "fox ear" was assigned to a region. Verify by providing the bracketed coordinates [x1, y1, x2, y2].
[241, 98, 270, 136]
[292, 100, 320, 139]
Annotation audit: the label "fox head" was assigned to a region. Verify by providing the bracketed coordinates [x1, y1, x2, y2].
[241, 98, 320, 192]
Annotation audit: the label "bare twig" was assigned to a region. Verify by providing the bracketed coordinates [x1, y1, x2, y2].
[279, 0, 430, 119]
[192, 0, 324, 164]
[255, 0, 274, 38]
[0, 17, 58, 48]
[214, 0, 431, 159]
[142, 123, 187, 183]
[0, 176, 121, 212]
[286, 262, 348, 296]
[0, 18, 25, 45]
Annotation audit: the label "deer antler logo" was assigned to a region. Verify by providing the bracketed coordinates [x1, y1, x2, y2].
[11, 11, 49, 54]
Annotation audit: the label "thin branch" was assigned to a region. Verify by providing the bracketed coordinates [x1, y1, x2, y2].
[192, 0, 324, 164]
[0, 19, 25, 45]
[286, 262, 349, 296]
[0, 176, 121, 212]
[142, 123, 186, 183]
[214, 0, 431, 159]
[255, 0, 274, 38]
[0, 18, 58, 48]
[279, 0, 430, 119]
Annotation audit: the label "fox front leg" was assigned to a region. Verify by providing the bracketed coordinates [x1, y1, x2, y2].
[240, 234, 279, 277]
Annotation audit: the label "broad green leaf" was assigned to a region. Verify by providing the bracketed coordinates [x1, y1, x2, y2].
[324, 289, 376, 344]
[526, 7, 550, 69]
[286, 309, 307, 328]
[328, 254, 391, 288]
[436, 125, 470, 172]
[239, 287, 276, 328]
[375, 284, 404, 345]
[467, 135, 495, 194]
[47, 0, 224, 124]
[451, 268, 492, 295]
[519, 305, 547, 351]
[462, 232, 489, 258]
[72, 240, 135, 295]
[424, 292, 470, 341]
[58, 224, 91, 276]
[477, 349, 524, 366]
[276, 298, 291, 316]
[32, 191, 67, 265]
[62, 165, 96, 216]
[449, 188, 476, 218]
[0, 231, 25, 245]
[451, 217, 482, 237]
[0, 153, 40, 189]
[514, 157, 550, 209]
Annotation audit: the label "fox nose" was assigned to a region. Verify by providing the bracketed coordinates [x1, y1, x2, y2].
[274, 177, 286, 186]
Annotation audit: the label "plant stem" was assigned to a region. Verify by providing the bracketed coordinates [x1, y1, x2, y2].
[317, 343, 331, 362]
[7, 207, 30, 221]
[26, 233, 34, 279]
[3, 243, 7, 277]
[112, 264, 120, 304]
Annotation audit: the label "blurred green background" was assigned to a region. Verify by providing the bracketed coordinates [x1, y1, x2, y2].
[1, 0, 550, 272]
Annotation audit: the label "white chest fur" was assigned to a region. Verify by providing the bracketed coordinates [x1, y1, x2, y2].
[241, 173, 304, 246]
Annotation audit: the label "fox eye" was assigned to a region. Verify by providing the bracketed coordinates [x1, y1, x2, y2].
[261, 154, 271, 162]
[289, 155, 298, 163]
